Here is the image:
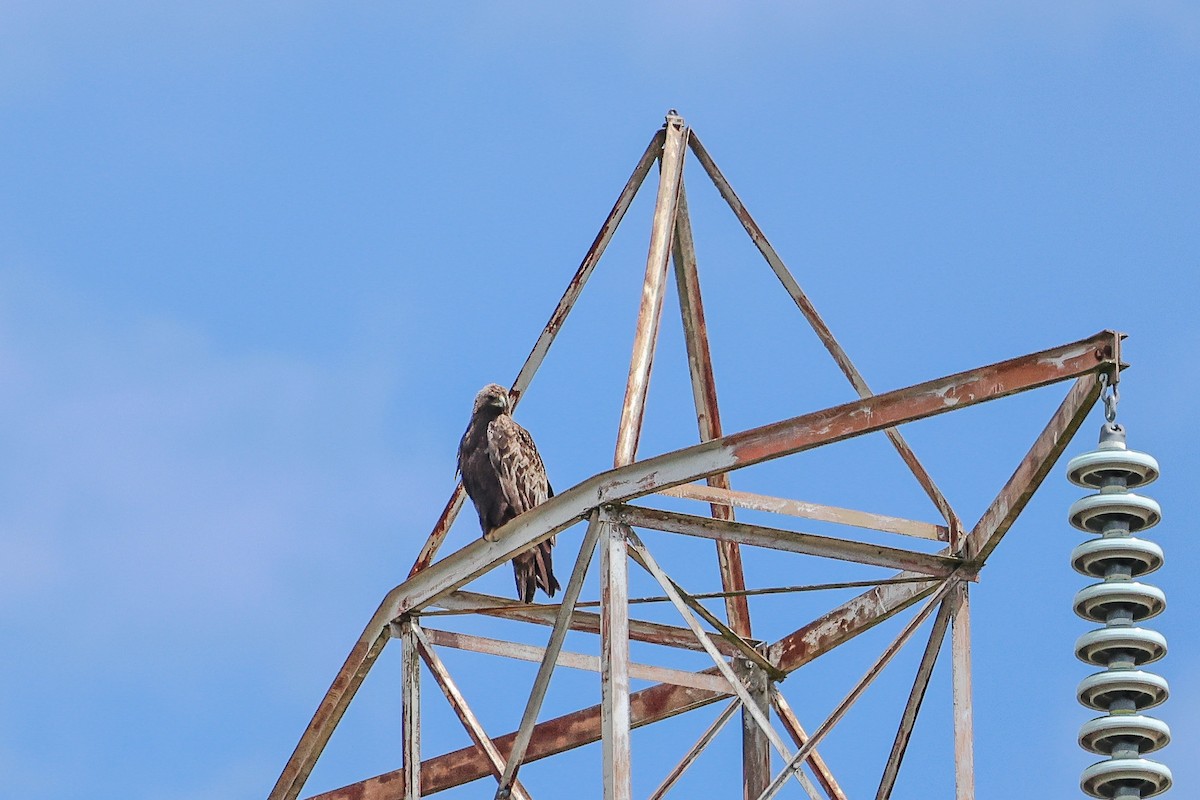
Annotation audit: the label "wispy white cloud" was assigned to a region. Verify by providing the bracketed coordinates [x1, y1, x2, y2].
[0, 265, 431, 640]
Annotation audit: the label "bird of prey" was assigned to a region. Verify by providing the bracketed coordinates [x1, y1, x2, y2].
[457, 383, 560, 602]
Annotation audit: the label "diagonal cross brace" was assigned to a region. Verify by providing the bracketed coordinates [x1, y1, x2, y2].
[626, 530, 824, 800]
[688, 131, 964, 537]
[275, 339, 1114, 800]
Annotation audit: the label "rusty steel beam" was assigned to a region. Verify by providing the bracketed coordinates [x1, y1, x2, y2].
[626, 531, 822, 800]
[497, 513, 603, 796]
[400, 619, 421, 800]
[951, 583, 974, 800]
[611, 505, 960, 577]
[409, 487, 468, 578]
[600, 523, 632, 800]
[687, 132, 963, 538]
[280, 333, 1118, 800]
[307, 680, 730, 800]
[306, 570, 945, 800]
[740, 663, 772, 800]
[411, 624, 534, 800]
[509, 129, 667, 408]
[765, 572, 941, 673]
[406, 129, 665, 577]
[432, 590, 749, 657]
[771, 688, 848, 800]
[875, 595, 954, 800]
[383, 331, 1120, 621]
[672, 179, 752, 638]
[659, 483, 948, 542]
[614, 113, 689, 467]
[271, 630, 390, 800]
[668, 584, 781, 682]
[648, 699, 741, 800]
[420, 628, 731, 694]
[757, 581, 957, 800]
[961, 372, 1104, 565]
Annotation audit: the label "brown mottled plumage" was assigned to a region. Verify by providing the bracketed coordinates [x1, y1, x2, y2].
[457, 384, 559, 602]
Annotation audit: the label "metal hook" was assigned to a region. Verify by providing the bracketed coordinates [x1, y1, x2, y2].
[1100, 372, 1119, 424]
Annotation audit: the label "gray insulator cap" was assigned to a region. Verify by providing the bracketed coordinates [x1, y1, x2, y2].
[1069, 492, 1162, 534]
[1075, 627, 1168, 667]
[1077, 670, 1170, 712]
[1071, 537, 1164, 579]
[1080, 757, 1172, 798]
[1066, 447, 1161, 490]
[1079, 714, 1171, 755]
[1073, 581, 1167, 623]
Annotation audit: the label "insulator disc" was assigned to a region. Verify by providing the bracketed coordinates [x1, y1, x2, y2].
[1067, 448, 1160, 489]
[1080, 757, 1172, 798]
[1074, 582, 1167, 623]
[1079, 714, 1171, 755]
[1076, 627, 1167, 667]
[1072, 537, 1164, 578]
[1069, 493, 1162, 533]
[1078, 670, 1170, 711]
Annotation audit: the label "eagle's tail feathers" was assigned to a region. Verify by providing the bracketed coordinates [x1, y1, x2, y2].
[537, 540, 560, 598]
[513, 555, 536, 604]
[512, 544, 559, 602]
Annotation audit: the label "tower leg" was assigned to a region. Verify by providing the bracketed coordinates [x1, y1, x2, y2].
[601, 523, 632, 800]
[951, 583, 974, 800]
[401, 617, 421, 800]
[740, 661, 771, 800]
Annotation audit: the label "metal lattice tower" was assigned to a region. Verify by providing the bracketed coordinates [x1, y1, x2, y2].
[268, 111, 1131, 800]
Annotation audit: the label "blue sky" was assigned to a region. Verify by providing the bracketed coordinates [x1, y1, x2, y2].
[2, 3, 1197, 799]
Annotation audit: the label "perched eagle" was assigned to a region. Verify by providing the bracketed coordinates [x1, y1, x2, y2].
[457, 383, 560, 602]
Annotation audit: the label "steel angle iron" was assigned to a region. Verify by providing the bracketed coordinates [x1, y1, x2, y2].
[1066, 374, 1171, 798]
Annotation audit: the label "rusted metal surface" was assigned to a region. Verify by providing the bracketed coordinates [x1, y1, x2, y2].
[611, 504, 960, 577]
[950, 582, 974, 800]
[740, 662, 772, 800]
[409, 485, 467, 577]
[626, 532, 822, 800]
[961, 373, 1103, 565]
[510, 129, 666, 407]
[304, 568, 946, 799]
[433, 590, 748, 657]
[401, 618, 421, 800]
[767, 572, 940, 672]
[758, 580, 956, 800]
[672, 179, 752, 637]
[378, 331, 1120, 621]
[270, 107, 1130, 800]
[270, 632, 389, 800]
[421, 627, 731, 694]
[660, 483, 948, 542]
[875, 595, 954, 800]
[771, 688, 848, 800]
[497, 513, 603, 797]
[600, 523, 632, 800]
[614, 113, 689, 467]
[669, 583, 781, 681]
[406, 130, 664, 578]
[648, 699, 741, 800]
[281, 333, 1117, 800]
[307, 678, 732, 800]
[687, 132, 963, 537]
[411, 624, 534, 800]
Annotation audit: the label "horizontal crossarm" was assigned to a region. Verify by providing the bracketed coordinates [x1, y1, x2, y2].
[306, 572, 944, 799]
[386, 330, 1120, 618]
[275, 332, 1119, 800]
[610, 504, 960, 576]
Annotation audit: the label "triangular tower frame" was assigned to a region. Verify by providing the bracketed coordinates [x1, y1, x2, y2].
[269, 111, 1123, 800]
